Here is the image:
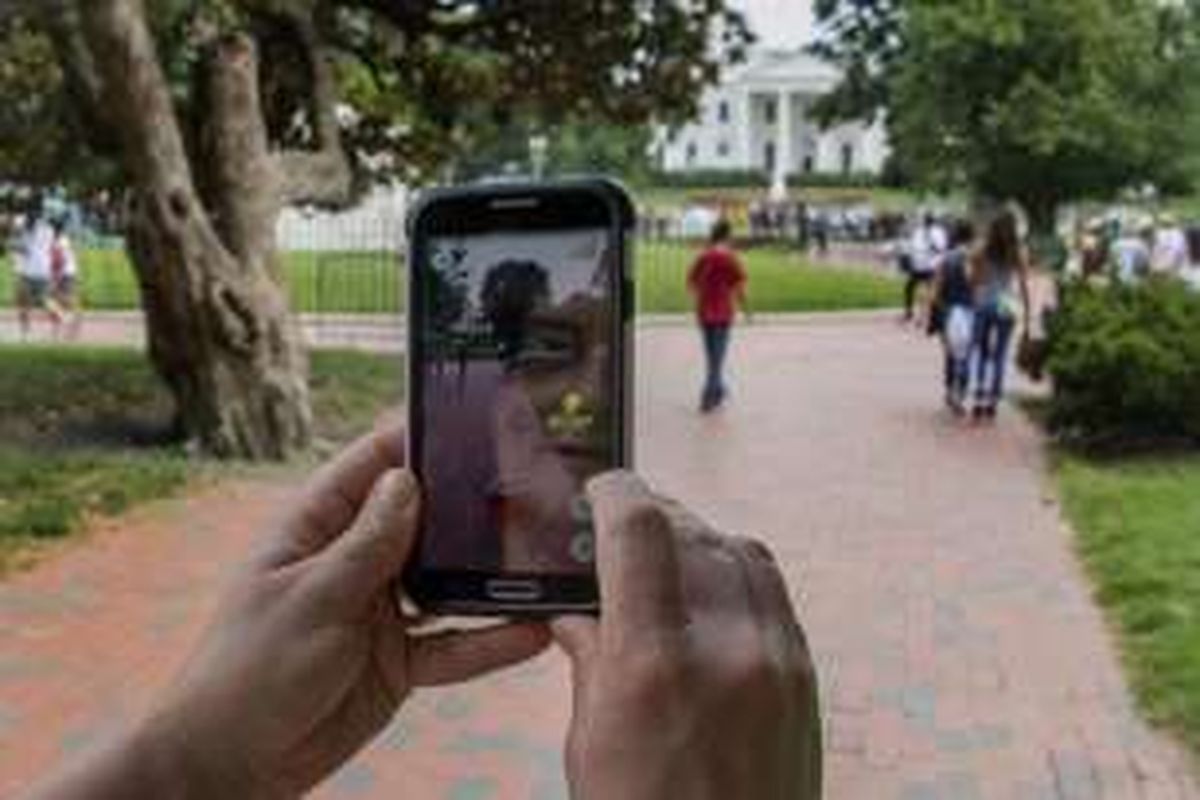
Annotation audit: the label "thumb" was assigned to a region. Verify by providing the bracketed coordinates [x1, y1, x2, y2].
[550, 616, 599, 672]
[309, 469, 421, 612]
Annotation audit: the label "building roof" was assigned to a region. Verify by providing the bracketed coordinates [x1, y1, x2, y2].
[726, 48, 841, 93]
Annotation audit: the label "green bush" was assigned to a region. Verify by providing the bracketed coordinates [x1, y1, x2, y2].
[1046, 279, 1200, 446]
[645, 169, 769, 188]
[786, 171, 883, 190]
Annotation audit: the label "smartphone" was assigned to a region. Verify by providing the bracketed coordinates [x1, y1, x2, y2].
[403, 179, 634, 615]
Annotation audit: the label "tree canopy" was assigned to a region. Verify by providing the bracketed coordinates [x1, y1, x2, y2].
[814, 0, 1199, 228]
[2, 0, 752, 200]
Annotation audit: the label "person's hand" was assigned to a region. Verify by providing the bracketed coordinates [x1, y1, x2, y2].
[552, 473, 822, 800]
[28, 426, 550, 800]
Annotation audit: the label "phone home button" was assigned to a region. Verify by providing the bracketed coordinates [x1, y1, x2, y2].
[485, 579, 543, 603]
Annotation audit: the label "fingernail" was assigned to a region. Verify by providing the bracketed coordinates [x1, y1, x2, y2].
[586, 469, 640, 497]
[744, 537, 777, 564]
[390, 469, 419, 508]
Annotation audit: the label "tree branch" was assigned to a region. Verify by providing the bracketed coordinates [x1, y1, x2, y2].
[204, 34, 281, 261]
[39, 0, 120, 156]
[80, 0, 232, 259]
[274, 6, 353, 207]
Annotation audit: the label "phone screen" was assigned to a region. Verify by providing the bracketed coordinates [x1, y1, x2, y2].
[415, 226, 618, 576]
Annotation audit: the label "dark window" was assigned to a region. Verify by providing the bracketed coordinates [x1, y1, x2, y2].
[841, 143, 855, 175]
[803, 155, 815, 173]
[717, 140, 730, 158]
[686, 142, 698, 164]
[718, 101, 731, 123]
[764, 141, 777, 172]
[764, 99, 777, 125]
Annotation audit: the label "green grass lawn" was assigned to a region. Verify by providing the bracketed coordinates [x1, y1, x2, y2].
[638, 240, 898, 313]
[2, 244, 899, 315]
[0, 250, 403, 314]
[0, 346, 401, 570]
[1057, 454, 1200, 751]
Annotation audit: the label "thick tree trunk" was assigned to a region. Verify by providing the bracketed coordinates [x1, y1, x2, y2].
[83, 0, 312, 459]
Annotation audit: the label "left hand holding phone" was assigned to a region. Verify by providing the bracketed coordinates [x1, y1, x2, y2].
[25, 425, 550, 800]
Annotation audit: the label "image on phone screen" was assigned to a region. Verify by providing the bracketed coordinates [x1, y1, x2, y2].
[416, 228, 617, 575]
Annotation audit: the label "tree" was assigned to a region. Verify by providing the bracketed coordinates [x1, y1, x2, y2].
[3, 0, 750, 459]
[814, 0, 1197, 236]
[810, 0, 901, 126]
[457, 119, 655, 185]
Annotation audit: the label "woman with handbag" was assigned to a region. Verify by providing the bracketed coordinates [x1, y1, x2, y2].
[970, 210, 1032, 421]
[928, 219, 977, 415]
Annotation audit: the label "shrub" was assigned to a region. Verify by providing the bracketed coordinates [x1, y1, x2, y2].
[786, 171, 882, 190]
[1046, 279, 1200, 446]
[645, 169, 769, 188]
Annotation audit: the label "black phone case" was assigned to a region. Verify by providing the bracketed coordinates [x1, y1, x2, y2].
[400, 177, 635, 616]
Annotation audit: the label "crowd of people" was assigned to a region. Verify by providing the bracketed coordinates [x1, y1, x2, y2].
[4, 209, 82, 340]
[1076, 212, 1200, 288]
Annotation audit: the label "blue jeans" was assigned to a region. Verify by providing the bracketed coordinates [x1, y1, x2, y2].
[701, 324, 732, 408]
[973, 306, 1015, 407]
[943, 348, 970, 402]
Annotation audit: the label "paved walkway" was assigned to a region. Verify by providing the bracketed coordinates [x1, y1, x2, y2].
[0, 311, 406, 352]
[1, 320, 1197, 798]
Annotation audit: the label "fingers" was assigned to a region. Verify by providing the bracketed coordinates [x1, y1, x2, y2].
[550, 616, 599, 667]
[307, 469, 421, 611]
[265, 426, 405, 569]
[587, 472, 687, 644]
[734, 539, 823, 797]
[407, 623, 552, 687]
[735, 538, 810, 666]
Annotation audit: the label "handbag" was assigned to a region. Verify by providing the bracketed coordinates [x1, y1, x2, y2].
[1017, 334, 1048, 381]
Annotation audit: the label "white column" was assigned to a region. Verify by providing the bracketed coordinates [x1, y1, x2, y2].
[740, 90, 755, 170]
[771, 89, 792, 200]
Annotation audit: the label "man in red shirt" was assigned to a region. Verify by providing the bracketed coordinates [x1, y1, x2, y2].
[688, 218, 748, 412]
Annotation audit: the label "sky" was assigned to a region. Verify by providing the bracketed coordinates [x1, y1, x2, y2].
[735, 0, 814, 49]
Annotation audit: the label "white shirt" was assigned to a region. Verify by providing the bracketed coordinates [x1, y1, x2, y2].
[16, 221, 54, 280]
[909, 224, 947, 274]
[1112, 236, 1151, 283]
[1152, 227, 1188, 274]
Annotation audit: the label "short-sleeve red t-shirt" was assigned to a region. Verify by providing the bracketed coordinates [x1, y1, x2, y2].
[688, 245, 747, 326]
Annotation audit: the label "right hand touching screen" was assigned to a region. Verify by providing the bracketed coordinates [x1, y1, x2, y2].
[552, 472, 823, 800]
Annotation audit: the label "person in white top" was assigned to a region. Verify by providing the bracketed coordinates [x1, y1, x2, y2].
[11, 214, 62, 339]
[1151, 217, 1189, 275]
[902, 213, 948, 326]
[49, 218, 81, 340]
[1111, 224, 1153, 283]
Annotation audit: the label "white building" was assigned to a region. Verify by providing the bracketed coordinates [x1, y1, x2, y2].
[655, 48, 890, 194]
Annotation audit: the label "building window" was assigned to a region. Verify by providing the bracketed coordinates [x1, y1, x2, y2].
[717, 100, 730, 124]
[686, 141, 698, 165]
[717, 140, 730, 158]
[764, 141, 777, 173]
[803, 155, 815, 173]
[764, 99, 777, 125]
[841, 143, 855, 175]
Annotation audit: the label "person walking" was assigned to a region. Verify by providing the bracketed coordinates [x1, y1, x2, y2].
[48, 218, 82, 340]
[688, 218, 748, 413]
[903, 213, 947, 326]
[11, 212, 61, 340]
[927, 219, 976, 415]
[970, 210, 1032, 421]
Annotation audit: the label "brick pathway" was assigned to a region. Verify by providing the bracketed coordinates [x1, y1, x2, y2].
[1, 320, 1197, 798]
